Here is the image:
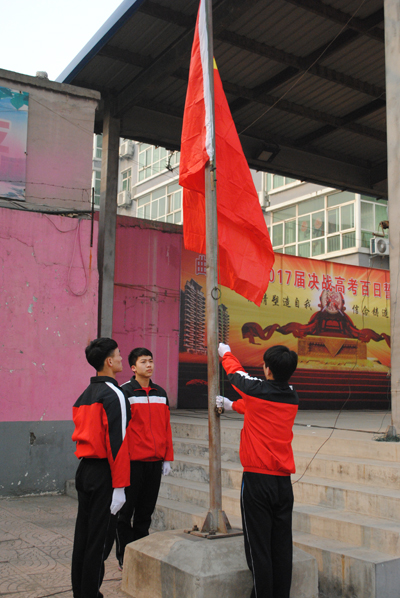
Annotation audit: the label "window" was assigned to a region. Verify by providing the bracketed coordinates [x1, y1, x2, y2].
[122, 168, 132, 192]
[360, 196, 388, 248]
[138, 144, 180, 181]
[136, 183, 183, 224]
[92, 170, 101, 206]
[94, 135, 102, 159]
[267, 173, 298, 191]
[270, 192, 357, 256]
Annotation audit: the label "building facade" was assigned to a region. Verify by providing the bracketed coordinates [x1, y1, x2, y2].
[92, 137, 389, 271]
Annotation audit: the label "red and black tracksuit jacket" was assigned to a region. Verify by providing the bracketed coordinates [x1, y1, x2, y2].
[72, 376, 131, 488]
[121, 378, 174, 462]
[222, 352, 299, 475]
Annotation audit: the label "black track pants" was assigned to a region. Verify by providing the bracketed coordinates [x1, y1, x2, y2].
[241, 471, 294, 598]
[71, 459, 116, 598]
[116, 460, 162, 565]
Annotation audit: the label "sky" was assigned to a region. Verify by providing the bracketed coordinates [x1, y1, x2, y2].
[1, 0, 125, 81]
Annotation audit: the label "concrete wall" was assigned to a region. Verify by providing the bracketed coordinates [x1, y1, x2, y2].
[0, 208, 99, 496]
[113, 216, 182, 407]
[0, 69, 99, 211]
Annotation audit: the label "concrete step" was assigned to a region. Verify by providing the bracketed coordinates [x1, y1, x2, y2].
[173, 437, 240, 463]
[159, 475, 400, 555]
[170, 453, 243, 490]
[292, 474, 400, 521]
[293, 531, 400, 598]
[152, 495, 242, 533]
[158, 475, 241, 518]
[172, 414, 400, 463]
[293, 503, 400, 556]
[294, 451, 400, 489]
[292, 428, 400, 463]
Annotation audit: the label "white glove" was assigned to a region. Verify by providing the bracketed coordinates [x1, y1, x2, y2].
[162, 461, 171, 475]
[216, 395, 233, 411]
[218, 343, 231, 358]
[110, 487, 126, 515]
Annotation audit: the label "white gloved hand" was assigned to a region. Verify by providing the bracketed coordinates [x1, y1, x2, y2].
[218, 343, 231, 358]
[110, 487, 126, 515]
[162, 461, 171, 476]
[216, 395, 233, 411]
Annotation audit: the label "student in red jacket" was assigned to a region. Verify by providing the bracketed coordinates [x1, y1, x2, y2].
[71, 337, 131, 598]
[217, 343, 298, 598]
[116, 347, 174, 569]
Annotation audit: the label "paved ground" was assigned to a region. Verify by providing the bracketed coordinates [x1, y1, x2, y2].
[0, 493, 125, 598]
[0, 411, 394, 598]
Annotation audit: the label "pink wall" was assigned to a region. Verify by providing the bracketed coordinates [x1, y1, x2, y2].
[113, 217, 182, 407]
[0, 208, 98, 422]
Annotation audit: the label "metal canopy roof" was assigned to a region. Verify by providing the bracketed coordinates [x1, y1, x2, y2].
[58, 0, 387, 198]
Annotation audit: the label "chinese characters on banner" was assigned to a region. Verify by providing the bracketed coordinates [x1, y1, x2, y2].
[0, 86, 29, 200]
[179, 250, 391, 409]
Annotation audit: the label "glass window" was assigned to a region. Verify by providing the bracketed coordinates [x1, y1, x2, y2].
[274, 247, 284, 253]
[327, 191, 355, 207]
[93, 170, 101, 206]
[361, 202, 374, 230]
[166, 214, 174, 223]
[95, 135, 102, 159]
[285, 220, 296, 244]
[168, 182, 180, 194]
[144, 204, 151, 219]
[152, 187, 165, 200]
[273, 206, 296, 222]
[174, 192, 182, 211]
[137, 206, 144, 219]
[174, 211, 182, 224]
[285, 245, 296, 255]
[342, 231, 356, 249]
[273, 175, 285, 189]
[328, 208, 339, 234]
[122, 169, 131, 192]
[312, 238, 325, 256]
[273, 223, 283, 246]
[151, 200, 158, 219]
[159, 196, 166, 217]
[375, 204, 388, 229]
[312, 211, 324, 238]
[361, 231, 373, 249]
[341, 204, 354, 230]
[298, 196, 324, 216]
[327, 235, 340, 253]
[298, 215, 310, 242]
[138, 194, 151, 207]
[298, 242, 310, 258]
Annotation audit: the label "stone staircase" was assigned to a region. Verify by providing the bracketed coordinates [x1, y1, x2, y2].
[152, 411, 400, 598]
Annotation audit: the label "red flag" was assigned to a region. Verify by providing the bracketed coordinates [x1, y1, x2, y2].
[179, 0, 275, 306]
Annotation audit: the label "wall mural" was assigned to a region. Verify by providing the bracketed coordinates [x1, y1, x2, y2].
[0, 86, 29, 200]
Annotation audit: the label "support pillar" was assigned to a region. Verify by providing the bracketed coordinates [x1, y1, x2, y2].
[384, 0, 400, 432]
[97, 104, 120, 337]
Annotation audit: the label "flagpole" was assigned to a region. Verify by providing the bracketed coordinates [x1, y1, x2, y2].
[201, 0, 231, 535]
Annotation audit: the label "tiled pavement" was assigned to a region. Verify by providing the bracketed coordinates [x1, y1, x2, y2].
[0, 494, 125, 598]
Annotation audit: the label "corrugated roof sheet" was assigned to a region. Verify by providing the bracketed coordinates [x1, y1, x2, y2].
[58, 0, 387, 197]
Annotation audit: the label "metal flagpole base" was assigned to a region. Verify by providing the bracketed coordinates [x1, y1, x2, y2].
[184, 509, 243, 540]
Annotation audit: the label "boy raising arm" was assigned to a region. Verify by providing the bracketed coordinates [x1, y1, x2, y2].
[217, 342, 298, 598]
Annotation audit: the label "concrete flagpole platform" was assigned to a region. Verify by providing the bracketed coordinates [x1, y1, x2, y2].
[121, 529, 317, 598]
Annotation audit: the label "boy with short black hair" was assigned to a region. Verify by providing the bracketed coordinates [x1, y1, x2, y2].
[217, 343, 299, 598]
[116, 347, 174, 569]
[71, 337, 131, 598]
